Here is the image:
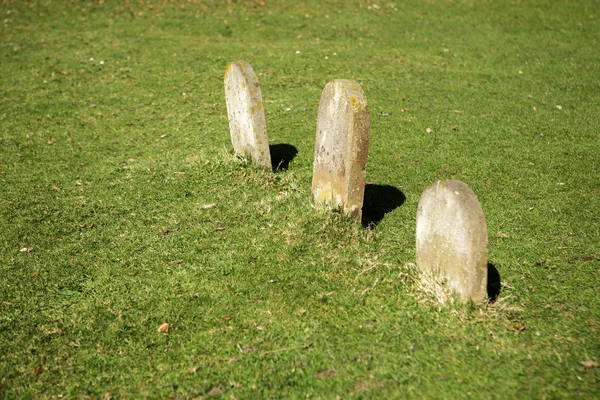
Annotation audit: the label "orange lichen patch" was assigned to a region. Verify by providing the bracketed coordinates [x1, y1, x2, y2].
[242, 81, 246, 88]
[224, 62, 233, 78]
[250, 106, 255, 115]
[257, 102, 263, 109]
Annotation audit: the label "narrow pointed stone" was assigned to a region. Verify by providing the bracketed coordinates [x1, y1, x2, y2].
[224, 61, 271, 169]
[311, 79, 370, 220]
[416, 180, 488, 301]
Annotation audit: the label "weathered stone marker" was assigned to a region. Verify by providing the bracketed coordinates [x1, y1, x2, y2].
[311, 79, 370, 220]
[416, 180, 488, 301]
[224, 61, 271, 169]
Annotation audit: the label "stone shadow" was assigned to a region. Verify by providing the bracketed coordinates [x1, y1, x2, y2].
[487, 262, 501, 302]
[361, 184, 406, 228]
[270, 144, 298, 171]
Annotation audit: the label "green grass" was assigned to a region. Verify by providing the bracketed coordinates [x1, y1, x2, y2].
[1, 0, 599, 398]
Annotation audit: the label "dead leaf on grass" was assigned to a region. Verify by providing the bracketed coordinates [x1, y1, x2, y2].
[158, 323, 169, 333]
[514, 322, 526, 331]
[33, 367, 41, 376]
[501, 281, 513, 289]
[207, 384, 225, 397]
[171, 259, 183, 265]
[581, 360, 599, 368]
[496, 231, 509, 238]
[241, 345, 256, 354]
[316, 369, 336, 378]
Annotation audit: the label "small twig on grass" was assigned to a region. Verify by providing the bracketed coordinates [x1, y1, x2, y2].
[259, 343, 312, 356]
[354, 264, 377, 279]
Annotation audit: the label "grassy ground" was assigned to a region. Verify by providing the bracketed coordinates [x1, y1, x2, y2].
[1, 0, 599, 398]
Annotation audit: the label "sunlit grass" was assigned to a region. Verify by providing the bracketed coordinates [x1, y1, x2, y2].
[1, 0, 599, 398]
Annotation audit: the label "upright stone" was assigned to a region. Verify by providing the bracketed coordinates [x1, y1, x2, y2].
[416, 180, 488, 301]
[224, 61, 271, 169]
[311, 80, 370, 220]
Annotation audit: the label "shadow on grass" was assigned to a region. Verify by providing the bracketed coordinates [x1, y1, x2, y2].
[487, 262, 501, 302]
[270, 144, 298, 171]
[361, 184, 406, 228]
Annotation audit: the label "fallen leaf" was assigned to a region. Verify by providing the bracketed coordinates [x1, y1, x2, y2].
[221, 315, 232, 320]
[171, 259, 183, 265]
[33, 367, 41, 376]
[207, 384, 225, 397]
[555, 105, 562, 110]
[581, 360, 599, 368]
[158, 323, 169, 333]
[514, 322, 526, 331]
[425, 128, 432, 133]
[215, 227, 225, 231]
[242, 345, 256, 354]
[51, 185, 61, 191]
[201, 203, 216, 209]
[316, 369, 336, 378]
[489, 330, 499, 339]
[497, 231, 509, 238]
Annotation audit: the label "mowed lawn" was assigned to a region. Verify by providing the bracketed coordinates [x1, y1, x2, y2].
[1, 0, 599, 398]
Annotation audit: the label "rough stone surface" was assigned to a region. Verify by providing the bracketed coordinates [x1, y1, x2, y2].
[224, 61, 271, 169]
[416, 180, 488, 301]
[311, 79, 370, 220]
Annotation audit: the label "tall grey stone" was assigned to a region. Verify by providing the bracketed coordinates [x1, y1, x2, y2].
[416, 180, 488, 301]
[311, 79, 370, 220]
[224, 61, 271, 169]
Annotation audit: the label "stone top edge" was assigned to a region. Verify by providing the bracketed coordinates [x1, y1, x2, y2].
[224, 60, 256, 80]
